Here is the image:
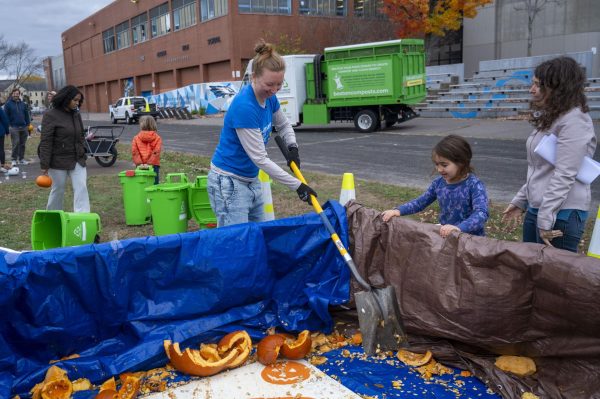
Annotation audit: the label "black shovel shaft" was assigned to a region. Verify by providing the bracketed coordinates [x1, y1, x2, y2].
[274, 135, 371, 291]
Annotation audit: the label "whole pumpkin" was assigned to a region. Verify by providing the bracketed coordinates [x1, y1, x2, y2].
[36, 175, 53, 188]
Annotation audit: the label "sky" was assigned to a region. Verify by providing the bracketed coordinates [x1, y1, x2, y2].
[2, 0, 115, 59]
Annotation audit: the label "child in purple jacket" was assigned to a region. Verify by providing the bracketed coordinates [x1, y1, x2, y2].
[381, 135, 489, 237]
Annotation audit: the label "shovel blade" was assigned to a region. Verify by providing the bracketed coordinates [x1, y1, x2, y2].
[355, 286, 408, 355]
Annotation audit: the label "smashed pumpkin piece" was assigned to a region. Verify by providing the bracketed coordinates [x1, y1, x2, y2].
[522, 393, 540, 399]
[257, 335, 286, 365]
[30, 365, 73, 399]
[397, 350, 433, 367]
[95, 377, 117, 399]
[117, 374, 141, 399]
[415, 359, 453, 380]
[495, 355, 536, 377]
[72, 378, 92, 391]
[218, 330, 252, 368]
[309, 355, 327, 366]
[164, 339, 240, 376]
[280, 330, 312, 360]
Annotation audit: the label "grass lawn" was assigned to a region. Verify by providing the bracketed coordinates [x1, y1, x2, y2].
[1, 137, 595, 253]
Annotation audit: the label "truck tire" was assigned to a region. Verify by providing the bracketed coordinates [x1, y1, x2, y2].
[110, 113, 117, 124]
[354, 110, 379, 133]
[125, 113, 132, 125]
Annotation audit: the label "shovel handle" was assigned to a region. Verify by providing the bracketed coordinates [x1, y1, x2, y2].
[275, 135, 371, 291]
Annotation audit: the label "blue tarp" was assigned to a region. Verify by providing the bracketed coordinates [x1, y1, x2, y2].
[0, 201, 350, 398]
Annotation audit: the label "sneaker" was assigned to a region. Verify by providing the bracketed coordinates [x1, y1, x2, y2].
[0, 167, 7, 173]
[11, 160, 17, 167]
[18, 159, 30, 165]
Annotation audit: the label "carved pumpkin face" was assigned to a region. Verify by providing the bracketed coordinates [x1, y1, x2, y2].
[260, 361, 311, 385]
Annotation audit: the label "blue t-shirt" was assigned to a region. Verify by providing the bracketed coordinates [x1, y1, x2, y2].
[398, 174, 489, 236]
[211, 85, 280, 178]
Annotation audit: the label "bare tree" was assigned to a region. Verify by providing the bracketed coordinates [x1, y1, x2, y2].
[6, 42, 42, 88]
[514, 0, 564, 56]
[0, 35, 18, 73]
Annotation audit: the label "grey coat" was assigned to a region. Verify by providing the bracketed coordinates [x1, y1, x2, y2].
[39, 107, 87, 170]
[511, 107, 596, 230]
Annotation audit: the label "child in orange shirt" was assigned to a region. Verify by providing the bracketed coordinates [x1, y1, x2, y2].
[132, 116, 162, 184]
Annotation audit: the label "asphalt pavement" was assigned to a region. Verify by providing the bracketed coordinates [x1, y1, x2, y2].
[10, 113, 599, 208]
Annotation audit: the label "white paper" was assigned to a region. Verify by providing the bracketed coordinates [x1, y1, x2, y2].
[533, 134, 600, 184]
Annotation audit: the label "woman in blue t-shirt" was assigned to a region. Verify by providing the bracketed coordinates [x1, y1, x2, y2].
[208, 41, 317, 227]
[381, 135, 489, 237]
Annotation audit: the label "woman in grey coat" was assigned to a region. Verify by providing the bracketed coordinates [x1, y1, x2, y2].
[502, 57, 596, 252]
[39, 85, 90, 213]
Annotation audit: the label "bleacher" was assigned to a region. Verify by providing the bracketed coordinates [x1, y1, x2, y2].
[418, 53, 600, 120]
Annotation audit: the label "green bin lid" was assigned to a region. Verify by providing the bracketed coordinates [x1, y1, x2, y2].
[145, 182, 190, 192]
[119, 168, 156, 177]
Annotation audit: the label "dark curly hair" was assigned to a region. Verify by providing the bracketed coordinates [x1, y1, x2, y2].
[530, 57, 588, 131]
[51, 85, 84, 110]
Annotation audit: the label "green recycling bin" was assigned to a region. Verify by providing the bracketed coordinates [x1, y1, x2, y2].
[145, 173, 191, 236]
[188, 175, 217, 230]
[118, 167, 157, 225]
[31, 210, 102, 250]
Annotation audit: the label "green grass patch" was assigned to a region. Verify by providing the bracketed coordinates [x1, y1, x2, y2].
[1, 140, 595, 253]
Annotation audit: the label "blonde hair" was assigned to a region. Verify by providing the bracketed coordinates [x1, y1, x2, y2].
[251, 40, 285, 78]
[139, 115, 157, 131]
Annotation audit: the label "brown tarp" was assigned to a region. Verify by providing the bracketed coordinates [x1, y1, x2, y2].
[345, 201, 600, 399]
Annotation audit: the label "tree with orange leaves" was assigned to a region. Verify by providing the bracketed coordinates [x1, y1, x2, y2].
[382, 0, 493, 38]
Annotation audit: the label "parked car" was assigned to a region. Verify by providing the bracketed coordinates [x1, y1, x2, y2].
[109, 96, 159, 124]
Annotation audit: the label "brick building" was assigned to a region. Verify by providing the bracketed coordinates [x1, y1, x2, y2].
[63, 0, 397, 112]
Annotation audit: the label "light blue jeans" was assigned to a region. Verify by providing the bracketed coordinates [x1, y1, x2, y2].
[207, 170, 264, 227]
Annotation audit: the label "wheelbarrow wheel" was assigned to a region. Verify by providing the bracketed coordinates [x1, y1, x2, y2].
[95, 147, 118, 167]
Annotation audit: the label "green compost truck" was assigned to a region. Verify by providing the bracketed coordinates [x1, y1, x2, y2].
[243, 39, 427, 133]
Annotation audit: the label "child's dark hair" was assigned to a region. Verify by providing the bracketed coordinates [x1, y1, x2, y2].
[432, 135, 473, 177]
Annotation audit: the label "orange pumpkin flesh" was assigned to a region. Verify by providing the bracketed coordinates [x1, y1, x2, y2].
[95, 377, 117, 399]
[35, 175, 52, 188]
[117, 374, 141, 399]
[280, 330, 312, 360]
[218, 330, 252, 368]
[257, 335, 285, 365]
[29, 366, 73, 399]
[397, 349, 433, 367]
[163, 340, 240, 377]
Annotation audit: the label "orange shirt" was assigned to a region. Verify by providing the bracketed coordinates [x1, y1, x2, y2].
[132, 130, 162, 166]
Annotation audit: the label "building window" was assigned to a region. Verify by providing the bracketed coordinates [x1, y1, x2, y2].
[201, 0, 227, 20]
[150, 3, 171, 38]
[354, 0, 384, 18]
[131, 13, 148, 44]
[299, 0, 344, 16]
[239, 0, 291, 14]
[115, 21, 131, 50]
[173, 0, 197, 30]
[102, 28, 115, 53]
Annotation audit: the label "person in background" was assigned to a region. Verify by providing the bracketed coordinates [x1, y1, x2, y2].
[45, 91, 56, 110]
[39, 85, 90, 213]
[3, 88, 31, 166]
[0, 106, 9, 172]
[502, 56, 596, 252]
[381, 134, 489, 237]
[132, 115, 162, 184]
[207, 40, 317, 227]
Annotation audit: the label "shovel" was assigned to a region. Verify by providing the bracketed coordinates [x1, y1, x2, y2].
[274, 136, 408, 355]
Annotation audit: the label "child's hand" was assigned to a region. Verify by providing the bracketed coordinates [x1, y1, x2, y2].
[381, 209, 400, 222]
[439, 224, 460, 238]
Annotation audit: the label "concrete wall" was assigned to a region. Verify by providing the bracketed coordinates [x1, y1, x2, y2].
[463, 0, 600, 78]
